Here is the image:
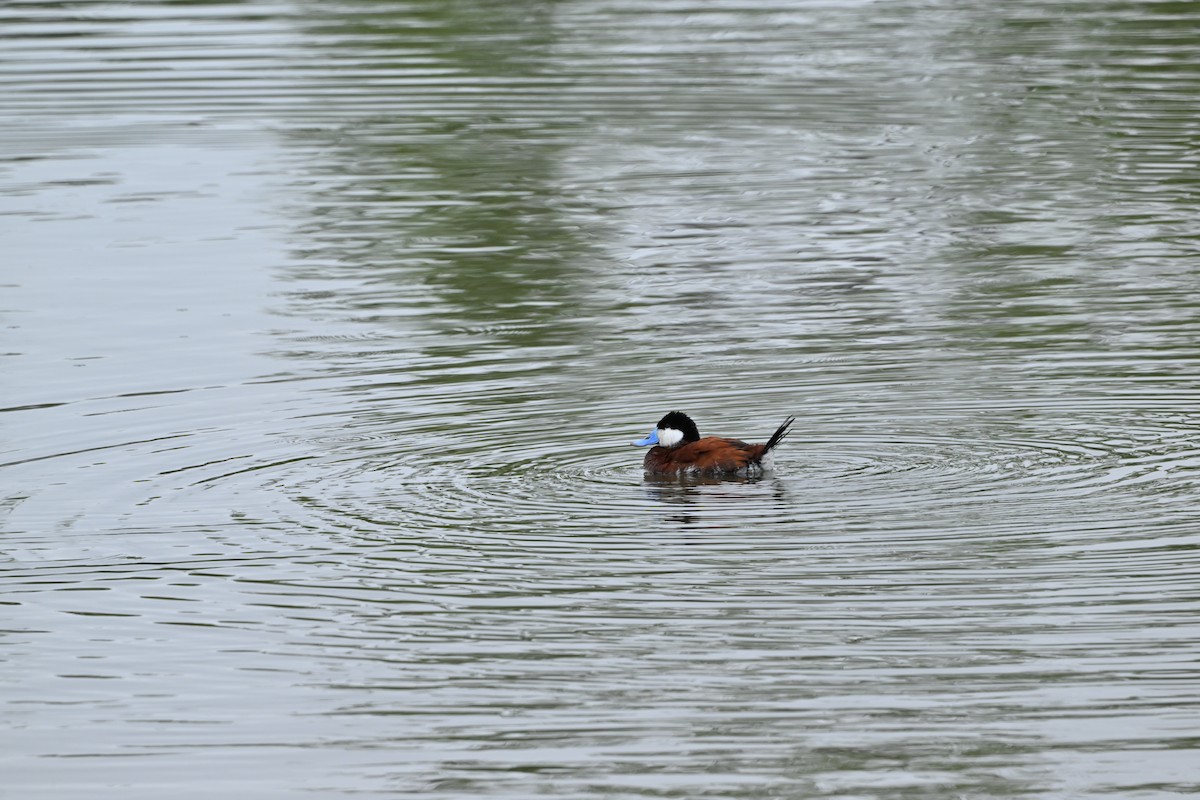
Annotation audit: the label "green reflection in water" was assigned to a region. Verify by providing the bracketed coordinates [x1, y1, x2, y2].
[289, 1, 598, 351]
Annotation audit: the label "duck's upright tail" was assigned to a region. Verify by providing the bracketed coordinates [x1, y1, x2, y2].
[764, 416, 795, 453]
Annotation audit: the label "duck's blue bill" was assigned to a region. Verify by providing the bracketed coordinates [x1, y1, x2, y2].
[633, 429, 659, 446]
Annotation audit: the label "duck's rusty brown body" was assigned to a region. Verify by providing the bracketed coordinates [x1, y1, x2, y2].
[643, 436, 776, 475]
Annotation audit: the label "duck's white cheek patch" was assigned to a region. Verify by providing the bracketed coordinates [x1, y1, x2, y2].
[657, 427, 683, 448]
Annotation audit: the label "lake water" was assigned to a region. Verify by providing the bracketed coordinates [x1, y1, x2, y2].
[3, 1, 1200, 797]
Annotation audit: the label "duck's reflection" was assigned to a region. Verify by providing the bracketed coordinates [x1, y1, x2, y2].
[641, 472, 791, 527]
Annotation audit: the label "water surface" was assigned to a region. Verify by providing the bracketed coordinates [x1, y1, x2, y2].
[3, 1, 1200, 797]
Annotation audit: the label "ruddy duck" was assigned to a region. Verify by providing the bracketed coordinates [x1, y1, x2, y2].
[632, 411, 795, 476]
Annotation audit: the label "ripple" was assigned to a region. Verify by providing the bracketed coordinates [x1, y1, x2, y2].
[166, 389, 1196, 560]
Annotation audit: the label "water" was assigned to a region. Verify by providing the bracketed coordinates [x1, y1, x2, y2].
[3, 1, 1200, 797]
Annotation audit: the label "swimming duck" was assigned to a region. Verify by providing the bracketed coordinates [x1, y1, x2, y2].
[632, 411, 794, 476]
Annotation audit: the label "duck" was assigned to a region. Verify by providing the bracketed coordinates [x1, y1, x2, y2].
[632, 411, 795, 476]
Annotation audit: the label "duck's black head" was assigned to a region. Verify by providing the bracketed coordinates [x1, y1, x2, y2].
[633, 411, 701, 449]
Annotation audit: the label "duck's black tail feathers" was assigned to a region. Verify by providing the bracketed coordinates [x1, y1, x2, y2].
[764, 416, 795, 453]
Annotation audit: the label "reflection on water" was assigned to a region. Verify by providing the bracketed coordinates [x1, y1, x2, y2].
[4, 0, 1200, 797]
